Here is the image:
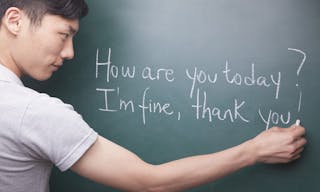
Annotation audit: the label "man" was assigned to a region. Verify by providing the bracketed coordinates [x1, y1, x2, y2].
[0, 0, 307, 192]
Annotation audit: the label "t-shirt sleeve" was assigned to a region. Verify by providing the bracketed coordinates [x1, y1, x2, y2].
[19, 94, 98, 171]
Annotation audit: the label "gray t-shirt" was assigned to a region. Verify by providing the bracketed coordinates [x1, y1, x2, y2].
[0, 64, 98, 192]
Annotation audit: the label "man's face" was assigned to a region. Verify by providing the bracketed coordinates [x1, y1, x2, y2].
[12, 13, 79, 80]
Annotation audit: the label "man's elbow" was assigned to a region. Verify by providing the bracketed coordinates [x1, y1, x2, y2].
[131, 164, 171, 192]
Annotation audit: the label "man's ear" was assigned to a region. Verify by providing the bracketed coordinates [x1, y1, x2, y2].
[3, 7, 24, 35]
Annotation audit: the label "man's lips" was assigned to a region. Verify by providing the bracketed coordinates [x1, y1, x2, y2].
[51, 63, 62, 71]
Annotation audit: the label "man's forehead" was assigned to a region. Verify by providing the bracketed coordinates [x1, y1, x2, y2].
[42, 14, 79, 32]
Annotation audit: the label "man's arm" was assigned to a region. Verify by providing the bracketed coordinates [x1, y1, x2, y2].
[71, 125, 306, 192]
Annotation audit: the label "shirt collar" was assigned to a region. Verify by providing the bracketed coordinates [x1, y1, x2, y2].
[0, 64, 24, 86]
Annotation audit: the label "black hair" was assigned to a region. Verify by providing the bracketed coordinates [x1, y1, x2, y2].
[0, 0, 88, 25]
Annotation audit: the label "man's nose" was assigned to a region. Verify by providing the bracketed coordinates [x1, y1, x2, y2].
[60, 38, 74, 60]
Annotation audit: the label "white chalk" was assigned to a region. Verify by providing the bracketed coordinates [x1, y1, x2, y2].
[295, 119, 300, 126]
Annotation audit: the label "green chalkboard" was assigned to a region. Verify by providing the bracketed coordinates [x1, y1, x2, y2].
[24, 0, 320, 191]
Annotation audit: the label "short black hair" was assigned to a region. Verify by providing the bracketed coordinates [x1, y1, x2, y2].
[0, 0, 88, 25]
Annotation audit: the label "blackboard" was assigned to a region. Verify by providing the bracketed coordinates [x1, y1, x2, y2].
[24, 0, 320, 191]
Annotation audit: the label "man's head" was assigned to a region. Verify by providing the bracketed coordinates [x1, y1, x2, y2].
[0, 0, 88, 80]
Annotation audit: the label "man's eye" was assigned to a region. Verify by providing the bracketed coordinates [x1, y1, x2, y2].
[60, 33, 70, 40]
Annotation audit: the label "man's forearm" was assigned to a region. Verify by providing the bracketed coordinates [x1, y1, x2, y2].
[143, 140, 255, 192]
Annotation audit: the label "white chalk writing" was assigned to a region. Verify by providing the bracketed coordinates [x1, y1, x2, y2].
[94, 48, 305, 129]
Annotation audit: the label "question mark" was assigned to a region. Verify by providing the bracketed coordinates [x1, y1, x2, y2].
[288, 48, 306, 78]
[288, 48, 307, 112]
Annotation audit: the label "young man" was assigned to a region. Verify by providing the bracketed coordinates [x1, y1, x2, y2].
[0, 0, 307, 192]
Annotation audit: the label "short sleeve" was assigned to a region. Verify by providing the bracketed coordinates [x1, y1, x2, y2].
[19, 94, 98, 171]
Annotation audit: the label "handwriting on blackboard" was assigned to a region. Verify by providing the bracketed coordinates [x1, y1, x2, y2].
[186, 63, 281, 99]
[95, 48, 306, 129]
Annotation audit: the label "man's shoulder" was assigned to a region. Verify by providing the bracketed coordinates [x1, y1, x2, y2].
[1, 80, 40, 99]
[0, 81, 39, 111]
[1, 81, 74, 114]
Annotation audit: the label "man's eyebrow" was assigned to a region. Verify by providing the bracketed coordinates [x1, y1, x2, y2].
[69, 26, 78, 35]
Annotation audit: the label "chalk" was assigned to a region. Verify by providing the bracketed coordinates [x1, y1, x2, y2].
[295, 119, 300, 126]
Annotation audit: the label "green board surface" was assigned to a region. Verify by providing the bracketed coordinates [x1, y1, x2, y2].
[25, 0, 319, 191]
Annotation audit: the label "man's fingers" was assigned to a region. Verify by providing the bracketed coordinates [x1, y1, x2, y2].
[295, 137, 307, 147]
[291, 147, 305, 157]
[291, 154, 301, 161]
[290, 125, 306, 138]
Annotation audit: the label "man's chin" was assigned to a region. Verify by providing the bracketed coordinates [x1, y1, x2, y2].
[31, 72, 53, 81]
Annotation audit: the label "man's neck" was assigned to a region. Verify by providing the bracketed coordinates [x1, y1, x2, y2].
[0, 47, 23, 79]
[0, 25, 24, 79]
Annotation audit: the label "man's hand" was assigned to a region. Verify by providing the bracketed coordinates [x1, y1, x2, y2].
[248, 124, 307, 164]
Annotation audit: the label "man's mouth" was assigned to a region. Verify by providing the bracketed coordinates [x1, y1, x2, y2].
[51, 64, 62, 71]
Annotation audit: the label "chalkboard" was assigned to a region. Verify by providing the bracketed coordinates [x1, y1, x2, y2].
[24, 0, 320, 191]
